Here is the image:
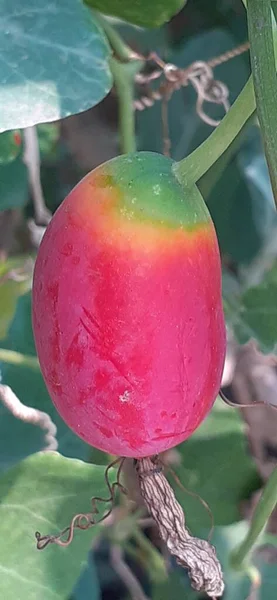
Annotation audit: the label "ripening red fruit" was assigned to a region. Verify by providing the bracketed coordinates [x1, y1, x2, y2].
[32, 152, 226, 458]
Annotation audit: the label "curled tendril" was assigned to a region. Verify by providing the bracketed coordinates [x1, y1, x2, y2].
[219, 388, 277, 410]
[35, 456, 126, 550]
[160, 459, 214, 542]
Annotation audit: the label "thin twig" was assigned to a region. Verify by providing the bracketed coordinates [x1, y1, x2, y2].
[23, 126, 51, 226]
[0, 383, 58, 451]
[161, 88, 171, 157]
[0, 348, 40, 370]
[110, 544, 150, 600]
[219, 388, 277, 411]
[162, 462, 214, 542]
[134, 41, 250, 129]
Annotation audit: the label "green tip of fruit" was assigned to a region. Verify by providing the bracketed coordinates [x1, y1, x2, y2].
[97, 151, 211, 230]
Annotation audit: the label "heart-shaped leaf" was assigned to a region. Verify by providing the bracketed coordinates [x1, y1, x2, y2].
[0, 0, 112, 131]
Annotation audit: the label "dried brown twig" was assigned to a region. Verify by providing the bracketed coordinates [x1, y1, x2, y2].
[135, 57, 230, 128]
[136, 456, 224, 598]
[134, 41, 250, 149]
[0, 383, 58, 451]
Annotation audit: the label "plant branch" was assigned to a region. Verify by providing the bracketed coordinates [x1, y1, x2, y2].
[110, 544, 150, 600]
[23, 126, 51, 225]
[247, 0, 277, 208]
[198, 111, 256, 198]
[0, 383, 58, 451]
[0, 348, 40, 370]
[110, 58, 143, 154]
[132, 526, 168, 583]
[94, 13, 139, 62]
[231, 465, 277, 569]
[91, 14, 144, 155]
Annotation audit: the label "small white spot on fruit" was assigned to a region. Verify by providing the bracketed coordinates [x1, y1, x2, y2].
[153, 184, 161, 195]
[119, 390, 130, 403]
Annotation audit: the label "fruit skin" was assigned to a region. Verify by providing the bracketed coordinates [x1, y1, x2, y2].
[32, 152, 226, 458]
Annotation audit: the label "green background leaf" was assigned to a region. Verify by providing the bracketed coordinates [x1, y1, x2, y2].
[153, 522, 277, 600]
[71, 553, 100, 600]
[0, 0, 112, 132]
[0, 257, 33, 339]
[0, 130, 22, 164]
[0, 452, 111, 599]
[0, 154, 28, 211]
[86, 0, 187, 28]
[170, 400, 259, 533]
[228, 260, 277, 354]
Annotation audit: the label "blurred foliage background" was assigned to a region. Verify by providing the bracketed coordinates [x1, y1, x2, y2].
[1, 1, 277, 599]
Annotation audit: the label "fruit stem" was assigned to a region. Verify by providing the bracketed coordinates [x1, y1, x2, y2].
[110, 57, 143, 154]
[231, 465, 277, 570]
[198, 111, 255, 199]
[173, 76, 255, 188]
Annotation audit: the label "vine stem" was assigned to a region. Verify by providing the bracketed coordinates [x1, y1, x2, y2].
[93, 13, 143, 154]
[94, 13, 138, 62]
[0, 348, 40, 370]
[0, 383, 58, 451]
[231, 465, 277, 569]
[247, 0, 277, 208]
[110, 57, 143, 154]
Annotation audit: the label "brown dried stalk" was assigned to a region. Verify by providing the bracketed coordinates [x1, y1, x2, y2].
[136, 456, 224, 598]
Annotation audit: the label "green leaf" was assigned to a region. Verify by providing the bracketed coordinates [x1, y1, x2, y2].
[0, 154, 28, 211]
[153, 524, 277, 600]
[211, 522, 277, 600]
[208, 124, 276, 265]
[171, 400, 259, 534]
[212, 522, 251, 600]
[0, 130, 22, 164]
[255, 554, 277, 600]
[0, 292, 91, 471]
[86, 0, 187, 28]
[152, 570, 199, 600]
[227, 260, 277, 353]
[71, 553, 100, 600]
[0, 257, 33, 339]
[0, 0, 112, 132]
[0, 452, 113, 599]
